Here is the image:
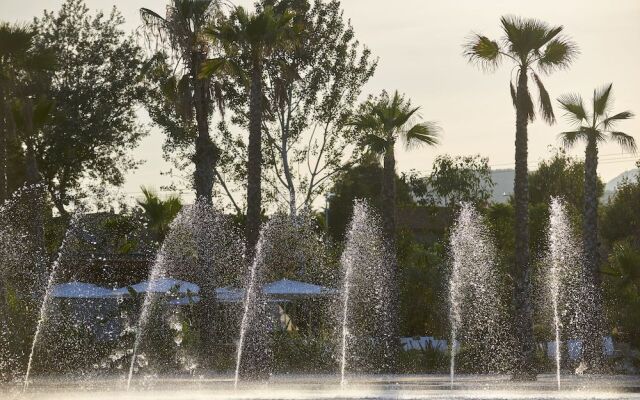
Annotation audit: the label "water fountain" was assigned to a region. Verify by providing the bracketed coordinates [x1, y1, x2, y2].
[338, 200, 393, 384]
[448, 203, 509, 385]
[127, 200, 244, 389]
[0, 196, 637, 399]
[543, 197, 586, 389]
[23, 212, 83, 391]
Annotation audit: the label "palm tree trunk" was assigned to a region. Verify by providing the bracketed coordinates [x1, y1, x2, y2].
[512, 69, 536, 379]
[246, 61, 264, 259]
[192, 53, 217, 204]
[381, 143, 399, 371]
[582, 137, 604, 370]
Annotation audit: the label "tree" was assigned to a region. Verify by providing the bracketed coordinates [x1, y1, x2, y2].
[258, 0, 376, 216]
[464, 16, 577, 377]
[202, 4, 297, 257]
[0, 23, 54, 200]
[327, 155, 414, 241]
[427, 154, 494, 208]
[137, 187, 182, 243]
[25, 0, 147, 216]
[141, 0, 223, 204]
[350, 90, 439, 246]
[529, 149, 603, 211]
[557, 83, 636, 369]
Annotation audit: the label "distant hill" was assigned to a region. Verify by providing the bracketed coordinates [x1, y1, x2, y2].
[603, 168, 639, 202]
[605, 169, 639, 192]
[489, 168, 639, 204]
[490, 169, 515, 203]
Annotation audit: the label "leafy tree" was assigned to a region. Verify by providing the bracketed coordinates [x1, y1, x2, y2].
[427, 154, 494, 208]
[529, 149, 603, 212]
[137, 187, 182, 243]
[602, 172, 640, 247]
[141, 0, 223, 204]
[202, 4, 297, 256]
[258, 0, 376, 216]
[350, 90, 439, 247]
[326, 156, 414, 241]
[464, 16, 577, 377]
[30, 0, 147, 216]
[557, 83, 636, 368]
[0, 23, 54, 200]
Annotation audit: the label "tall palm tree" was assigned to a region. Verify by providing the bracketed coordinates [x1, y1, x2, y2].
[137, 186, 182, 243]
[464, 16, 577, 378]
[201, 5, 297, 258]
[351, 90, 439, 246]
[350, 90, 439, 369]
[558, 83, 636, 369]
[141, 0, 223, 203]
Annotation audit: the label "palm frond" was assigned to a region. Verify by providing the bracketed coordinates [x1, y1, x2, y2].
[361, 134, 389, 155]
[463, 34, 502, 71]
[510, 81, 517, 109]
[557, 93, 588, 124]
[524, 85, 535, 122]
[603, 111, 634, 130]
[593, 83, 613, 117]
[532, 72, 555, 124]
[537, 38, 578, 72]
[558, 130, 585, 149]
[609, 131, 637, 153]
[404, 122, 440, 150]
[349, 113, 381, 134]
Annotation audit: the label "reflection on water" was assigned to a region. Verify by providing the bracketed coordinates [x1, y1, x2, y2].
[5, 374, 640, 400]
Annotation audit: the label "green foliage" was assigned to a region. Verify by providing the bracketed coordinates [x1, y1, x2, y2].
[398, 241, 446, 337]
[32, 0, 147, 214]
[137, 186, 183, 243]
[426, 154, 494, 208]
[326, 157, 414, 240]
[271, 331, 336, 373]
[528, 149, 603, 211]
[397, 346, 448, 374]
[604, 242, 640, 350]
[601, 172, 640, 246]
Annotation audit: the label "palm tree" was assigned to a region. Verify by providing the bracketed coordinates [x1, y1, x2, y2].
[140, 0, 223, 203]
[351, 90, 439, 245]
[464, 16, 577, 378]
[137, 186, 182, 243]
[558, 83, 636, 369]
[201, 5, 297, 258]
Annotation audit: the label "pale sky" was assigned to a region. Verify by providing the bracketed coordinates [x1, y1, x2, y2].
[3, 0, 639, 207]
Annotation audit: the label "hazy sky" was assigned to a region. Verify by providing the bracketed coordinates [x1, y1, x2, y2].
[3, 0, 639, 205]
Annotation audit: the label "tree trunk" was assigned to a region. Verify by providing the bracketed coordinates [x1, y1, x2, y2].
[381, 143, 399, 371]
[245, 61, 264, 260]
[382, 143, 397, 243]
[192, 53, 217, 204]
[512, 69, 536, 379]
[582, 137, 604, 370]
[281, 130, 296, 217]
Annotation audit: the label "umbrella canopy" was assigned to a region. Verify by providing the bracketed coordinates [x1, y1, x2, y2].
[216, 287, 244, 303]
[51, 282, 119, 299]
[124, 278, 200, 295]
[263, 279, 337, 299]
